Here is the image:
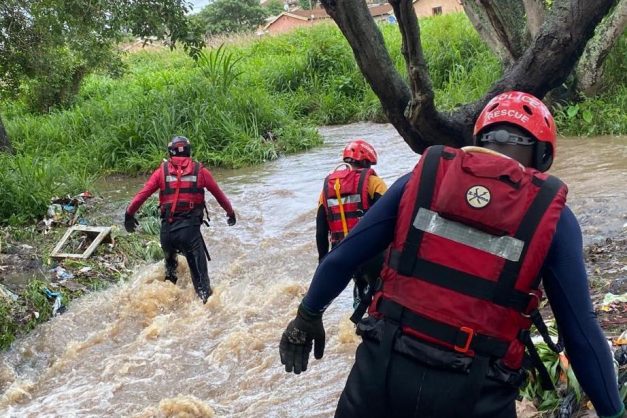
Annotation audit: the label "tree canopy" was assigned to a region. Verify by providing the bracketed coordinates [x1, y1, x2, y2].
[265, 0, 286, 16]
[319, 0, 620, 152]
[192, 0, 268, 36]
[0, 0, 203, 111]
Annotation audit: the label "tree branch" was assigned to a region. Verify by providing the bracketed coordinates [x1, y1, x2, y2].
[460, 0, 529, 67]
[322, 0, 617, 153]
[389, 0, 466, 150]
[457, 0, 619, 137]
[575, 0, 627, 96]
[522, 0, 547, 38]
[320, 0, 423, 151]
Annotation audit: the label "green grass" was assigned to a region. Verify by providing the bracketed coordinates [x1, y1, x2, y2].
[2, 12, 625, 224]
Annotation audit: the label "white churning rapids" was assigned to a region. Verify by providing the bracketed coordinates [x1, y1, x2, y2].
[0, 123, 625, 417]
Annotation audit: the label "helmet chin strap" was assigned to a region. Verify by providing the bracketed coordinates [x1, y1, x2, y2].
[480, 129, 535, 146]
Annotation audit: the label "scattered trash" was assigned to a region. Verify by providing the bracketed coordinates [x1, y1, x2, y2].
[49, 266, 74, 281]
[556, 391, 577, 418]
[50, 225, 113, 260]
[0, 284, 19, 302]
[78, 266, 92, 274]
[39, 192, 94, 233]
[43, 288, 66, 316]
[599, 292, 627, 311]
[616, 329, 627, 346]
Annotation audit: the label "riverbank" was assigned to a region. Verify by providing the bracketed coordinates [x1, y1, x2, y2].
[1, 122, 626, 416]
[2, 191, 626, 343]
[0, 194, 162, 349]
[2, 13, 625, 224]
[0, 195, 625, 416]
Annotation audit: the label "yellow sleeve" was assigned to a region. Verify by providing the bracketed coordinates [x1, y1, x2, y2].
[368, 175, 388, 200]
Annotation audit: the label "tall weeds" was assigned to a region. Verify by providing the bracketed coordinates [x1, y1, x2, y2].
[2, 13, 625, 224]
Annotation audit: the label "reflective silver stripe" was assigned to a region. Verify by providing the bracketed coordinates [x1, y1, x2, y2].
[413, 208, 524, 262]
[327, 194, 362, 207]
[166, 175, 197, 182]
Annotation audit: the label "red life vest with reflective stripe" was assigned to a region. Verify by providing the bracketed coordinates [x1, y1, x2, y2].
[322, 166, 375, 244]
[158, 158, 205, 220]
[370, 145, 567, 369]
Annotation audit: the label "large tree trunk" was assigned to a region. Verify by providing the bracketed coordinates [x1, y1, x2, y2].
[460, 0, 530, 68]
[0, 114, 13, 154]
[575, 0, 627, 96]
[320, 0, 424, 152]
[463, 0, 624, 101]
[522, 0, 546, 39]
[320, 0, 617, 152]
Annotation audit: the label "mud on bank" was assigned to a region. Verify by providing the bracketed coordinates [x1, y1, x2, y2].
[2, 195, 626, 348]
[0, 196, 161, 349]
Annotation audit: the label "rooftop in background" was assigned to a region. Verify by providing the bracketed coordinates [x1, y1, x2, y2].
[262, 1, 464, 35]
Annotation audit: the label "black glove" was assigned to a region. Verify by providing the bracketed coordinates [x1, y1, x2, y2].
[279, 303, 325, 374]
[227, 213, 236, 226]
[124, 212, 139, 233]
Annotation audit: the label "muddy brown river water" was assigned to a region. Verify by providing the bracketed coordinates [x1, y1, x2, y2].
[0, 123, 625, 417]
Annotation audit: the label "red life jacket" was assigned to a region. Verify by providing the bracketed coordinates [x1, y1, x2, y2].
[370, 145, 567, 370]
[322, 166, 375, 244]
[158, 157, 205, 221]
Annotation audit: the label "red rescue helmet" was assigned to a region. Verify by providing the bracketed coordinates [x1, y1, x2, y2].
[168, 135, 191, 157]
[342, 139, 377, 166]
[473, 91, 557, 172]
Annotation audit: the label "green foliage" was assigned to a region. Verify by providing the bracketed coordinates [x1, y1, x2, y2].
[554, 31, 627, 136]
[0, 0, 203, 112]
[0, 300, 17, 349]
[192, 0, 268, 36]
[520, 339, 582, 414]
[0, 153, 94, 225]
[22, 280, 56, 329]
[197, 45, 244, 91]
[265, 0, 285, 16]
[138, 198, 161, 236]
[299, 0, 319, 10]
[2, 12, 625, 224]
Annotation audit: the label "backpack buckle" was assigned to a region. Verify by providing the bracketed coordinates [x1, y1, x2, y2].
[454, 326, 474, 353]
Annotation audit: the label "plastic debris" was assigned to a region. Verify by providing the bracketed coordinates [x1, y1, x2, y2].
[44, 288, 66, 316]
[49, 266, 74, 281]
[40, 192, 93, 233]
[78, 266, 92, 274]
[603, 293, 627, 305]
[598, 292, 627, 312]
[556, 391, 577, 418]
[0, 284, 19, 302]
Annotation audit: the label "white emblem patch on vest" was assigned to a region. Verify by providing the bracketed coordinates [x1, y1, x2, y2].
[466, 185, 491, 208]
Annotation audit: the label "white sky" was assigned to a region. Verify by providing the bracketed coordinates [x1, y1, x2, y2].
[188, 0, 212, 14]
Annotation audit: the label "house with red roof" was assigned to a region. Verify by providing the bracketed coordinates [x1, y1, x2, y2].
[262, 0, 463, 35]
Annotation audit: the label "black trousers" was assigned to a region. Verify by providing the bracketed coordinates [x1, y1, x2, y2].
[335, 338, 519, 418]
[160, 221, 210, 300]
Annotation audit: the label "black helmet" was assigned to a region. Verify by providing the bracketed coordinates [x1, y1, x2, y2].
[167, 136, 191, 157]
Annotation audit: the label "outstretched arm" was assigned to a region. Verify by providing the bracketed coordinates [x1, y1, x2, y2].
[127, 169, 161, 215]
[543, 206, 623, 418]
[199, 167, 234, 216]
